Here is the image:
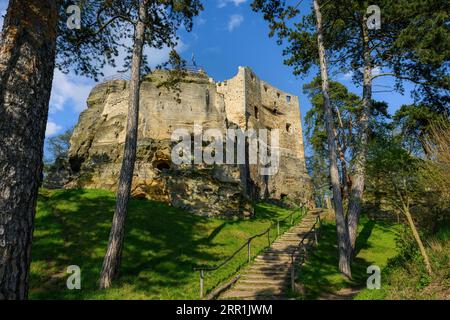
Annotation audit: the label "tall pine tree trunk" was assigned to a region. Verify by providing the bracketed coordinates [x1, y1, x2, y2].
[0, 0, 60, 300]
[348, 15, 372, 252]
[313, 0, 352, 278]
[99, 0, 147, 289]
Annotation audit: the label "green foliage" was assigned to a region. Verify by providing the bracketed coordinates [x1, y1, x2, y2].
[252, 0, 449, 107]
[303, 76, 390, 203]
[46, 127, 73, 162]
[394, 104, 449, 155]
[380, 0, 450, 108]
[57, 0, 203, 80]
[30, 189, 302, 299]
[293, 216, 401, 299]
[365, 125, 450, 233]
[356, 226, 450, 300]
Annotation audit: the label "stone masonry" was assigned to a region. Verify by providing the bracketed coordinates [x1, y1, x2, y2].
[66, 67, 313, 217]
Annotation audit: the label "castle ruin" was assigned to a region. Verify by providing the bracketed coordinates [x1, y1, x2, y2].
[66, 67, 313, 217]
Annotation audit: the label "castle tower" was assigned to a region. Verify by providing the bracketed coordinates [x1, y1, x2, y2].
[66, 67, 313, 217]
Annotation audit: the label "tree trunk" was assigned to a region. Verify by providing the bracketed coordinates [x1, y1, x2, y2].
[99, 0, 147, 289]
[348, 15, 372, 252]
[333, 125, 351, 201]
[403, 207, 433, 276]
[0, 0, 60, 300]
[313, 0, 352, 278]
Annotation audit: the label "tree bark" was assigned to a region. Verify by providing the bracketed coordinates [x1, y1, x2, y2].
[313, 0, 352, 278]
[0, 0, 60, 300]
[348, 15, 372, 252]
[403, 207, 433, 275]
[394, 184, 433, 276]
[99, 0, 147, 289]
[333, 125, 351, 201]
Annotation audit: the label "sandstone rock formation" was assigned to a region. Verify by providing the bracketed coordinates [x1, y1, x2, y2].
[66, 67, 313, 217]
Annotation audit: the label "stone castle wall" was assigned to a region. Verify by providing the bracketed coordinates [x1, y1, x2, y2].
[66, 67, 313, 217]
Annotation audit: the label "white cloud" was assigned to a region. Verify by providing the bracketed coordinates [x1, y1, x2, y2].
[372, 66, 382, 77]
[146, 39, 188, 67]
[0, 0, 6, 30]
[197, 16, 207, 25]
[0, 11, 4, 30]
[228, 14, 244, 32]
[46, 121, 62, 137]
[341, 66, 381, 81]
[49, 70, 93, 113]
[101, 38, 189, 77]
[342, 71, 354, 80]
[218, 0, 247, 8]
[48, 38, 188, 114]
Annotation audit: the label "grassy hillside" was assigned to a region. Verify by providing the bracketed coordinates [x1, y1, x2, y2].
[356, 227, 450, 300]
[294, 216, 401, 299]
[30, 189, 303, 300]
[293, 214, 449, 300]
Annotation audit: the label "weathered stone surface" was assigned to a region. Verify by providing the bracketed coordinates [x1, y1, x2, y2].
[66, 67, 313, 218]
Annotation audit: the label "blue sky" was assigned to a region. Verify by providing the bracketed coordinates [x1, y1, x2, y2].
[0, 0, 416, 155]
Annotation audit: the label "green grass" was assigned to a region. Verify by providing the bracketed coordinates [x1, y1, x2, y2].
[355, 226, 450, 300]
[30, 189, 303, 300]
[293, 216, 401, 299]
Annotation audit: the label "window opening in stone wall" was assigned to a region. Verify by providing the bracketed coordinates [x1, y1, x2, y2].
[254, 106, 259, 119]
[286, 123, 292, 132]
[154, 160, 171, 172]
[286, 95, 291, 103]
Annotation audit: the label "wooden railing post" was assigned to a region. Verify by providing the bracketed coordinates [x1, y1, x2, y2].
[194, 211, 307, 299]
[200, 270, 204, 299]
[291, 255, 295, 293]
[314, 226, 318, 245]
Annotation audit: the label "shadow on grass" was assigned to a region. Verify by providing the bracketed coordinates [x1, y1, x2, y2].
[295, 220, 382, 300]
[30, 189, 299, 300]
[31, 189, 229, 299]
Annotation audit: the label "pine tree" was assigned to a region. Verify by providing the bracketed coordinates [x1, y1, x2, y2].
[253, 0, 449, 256]
[0, 0, 62, 300]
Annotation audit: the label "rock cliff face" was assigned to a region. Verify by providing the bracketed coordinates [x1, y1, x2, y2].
[66, 67, 313, 218]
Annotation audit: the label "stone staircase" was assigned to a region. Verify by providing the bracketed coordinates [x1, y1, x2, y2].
[220, 209, 323, 300]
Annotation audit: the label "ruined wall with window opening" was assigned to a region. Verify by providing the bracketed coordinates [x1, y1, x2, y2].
[65, 67, 313, 218]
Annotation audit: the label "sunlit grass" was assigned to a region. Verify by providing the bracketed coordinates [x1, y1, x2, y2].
[30, 189, 303, 300]
[293, 216, 401, 299]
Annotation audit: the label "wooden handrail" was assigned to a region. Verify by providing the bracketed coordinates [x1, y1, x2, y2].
[194, 206, 307, 299]
[290, 213, 322, 293]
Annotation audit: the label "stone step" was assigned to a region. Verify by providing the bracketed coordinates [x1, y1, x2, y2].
[231, 284, 286, 293]
[283, 231, 310, 236]
[278, 236, 307, 241]
[238, 279, 288, 286]
[221, 290, 286, 300]
[256, 252, 296, 258]
[276, 238, 307, 243]
[246, 267, 291, 274]
[253, 258, 287, 268]
[219, 212, 322, 300]
[264, 249, 298, 255]
[273, 238, 312, 244]
[249, 266, 291, 273]
[241, 274, 288, 281]
[258, 252, 296, 258]
[254, 258, 292, 264]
